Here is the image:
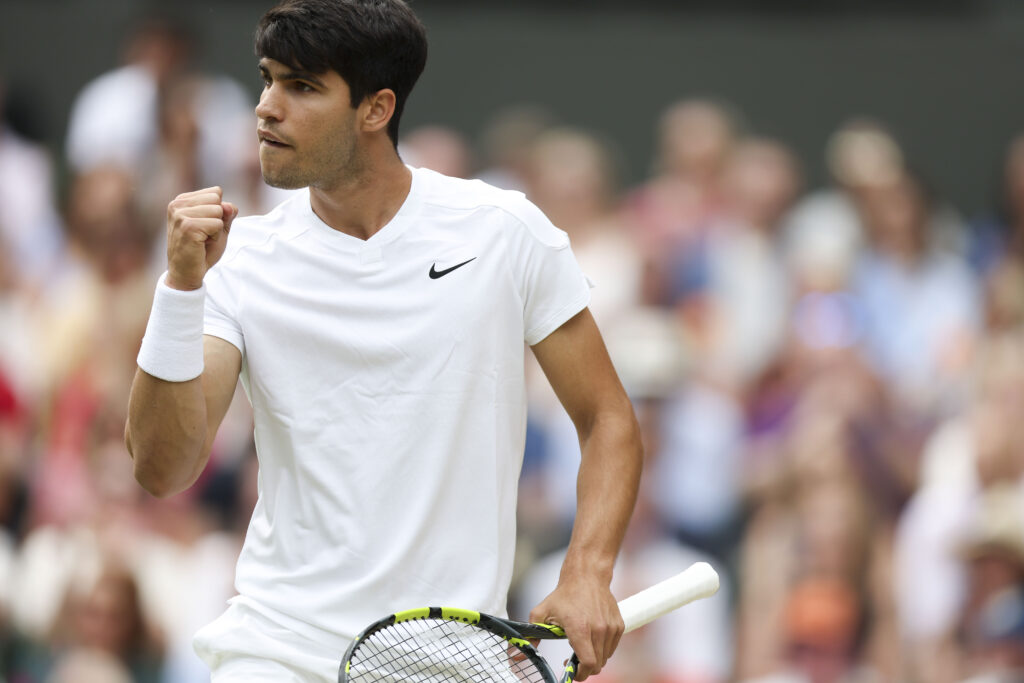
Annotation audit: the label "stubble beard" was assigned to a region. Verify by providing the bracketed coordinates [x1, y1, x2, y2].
[260, 147, 316, 189]
[261, 131, 361, 191]
[261, 165, 310, 190]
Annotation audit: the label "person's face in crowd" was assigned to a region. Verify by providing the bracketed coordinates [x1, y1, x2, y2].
[526, 132, 613, 229]
[255, 59, 362, 191]
[125, 25, 191, 86]
[983, 260, 1024, 330]
[1004, 137, 1024, 227]
[827, 122, 903, 195]
[67, 168, 149, 282]
[971, 399, 1022, 486]
[158, 78, 201, 151]
[402, 126, 473, 180]
[858, 175, 927, 261]
[722, 140, 800, 231]
[74, 572, 140, 656]
[784, 579, 862, 683]
[797, 482, 868, 580]
[658, 101, 735, 181]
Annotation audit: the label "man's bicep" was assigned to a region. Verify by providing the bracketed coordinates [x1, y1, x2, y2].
[530, 308, 630, 433]
[201, 334, 243, 455]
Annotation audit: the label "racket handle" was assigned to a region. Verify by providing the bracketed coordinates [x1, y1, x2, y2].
[618, 561, 720, 633]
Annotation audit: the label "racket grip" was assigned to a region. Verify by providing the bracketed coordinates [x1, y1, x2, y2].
[618, 561, 720, 633]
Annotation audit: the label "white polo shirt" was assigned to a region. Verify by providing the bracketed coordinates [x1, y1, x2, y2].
[201, 166, 590, 644]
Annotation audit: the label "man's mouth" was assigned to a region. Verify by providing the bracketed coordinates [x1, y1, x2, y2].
[258, 130, 290, 147]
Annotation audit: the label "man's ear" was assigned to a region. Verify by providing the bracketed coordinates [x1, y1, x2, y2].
[360, 89, 397, 134]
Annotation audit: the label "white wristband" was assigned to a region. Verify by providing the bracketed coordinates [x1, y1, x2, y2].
[137, 272, 206, 382]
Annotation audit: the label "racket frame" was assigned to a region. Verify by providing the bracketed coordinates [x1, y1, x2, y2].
[339, 606, 565, 683]
[339, 562, 720, 683]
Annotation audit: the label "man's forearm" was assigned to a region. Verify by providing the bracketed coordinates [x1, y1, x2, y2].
[125, 369, 209, 498]
[527, 309, 643, 679]
[560, 407, 643, 583]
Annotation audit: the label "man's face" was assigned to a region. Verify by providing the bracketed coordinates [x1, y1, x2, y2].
[255, 58, 362, 190]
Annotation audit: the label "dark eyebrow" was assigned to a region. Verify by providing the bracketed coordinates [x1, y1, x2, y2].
[257, 61, 326, 88]
[282, 71, 326, 88]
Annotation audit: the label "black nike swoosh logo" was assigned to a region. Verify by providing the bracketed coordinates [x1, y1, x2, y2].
[429, 257, 476, 279]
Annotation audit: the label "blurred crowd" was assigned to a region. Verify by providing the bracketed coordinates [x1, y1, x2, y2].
[1, 12, 1023, 683]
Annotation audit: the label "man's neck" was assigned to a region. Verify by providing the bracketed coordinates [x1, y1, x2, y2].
[309, 151, 412, 241]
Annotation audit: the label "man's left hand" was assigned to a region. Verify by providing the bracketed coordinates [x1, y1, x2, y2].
[529, 572, 623, 681]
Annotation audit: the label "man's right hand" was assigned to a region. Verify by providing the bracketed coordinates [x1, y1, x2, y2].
[166, 186, 238, 291]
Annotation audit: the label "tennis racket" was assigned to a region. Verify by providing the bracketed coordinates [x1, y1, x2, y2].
[339, 561, 720, 683]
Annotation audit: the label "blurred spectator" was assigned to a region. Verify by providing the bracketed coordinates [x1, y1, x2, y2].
[400, 124, 475, 179]
[2, 164, 157, 672]
[0, 366, 26, 669]
[642, 139, 800, 559]
[48, 563, 163, 682]
[476, 104, 554, 192]
[648, 374, 745, 562]
[23, 167, 153, 531]
[960, 586, 1024, 683]
[133, 494, 243, 683]
[66, 15, 193, 174]
[684, 138, 800, 389]
[63, 167, 153, 284]
[850, 170, 980, 418]
[736, 355, 907, 681]
[784, 119, 967, 292]
[44, 648, 134, 683]
[969, 133, 1024, 276]
[894, 332, 1024, 683]
[737, 476, 893, 683]
[0, 78, 66, 293]
[979, 257, 1024, 337]
[8, 412, 146, 641]
[65, 13, 254, 225]
[0, 76, 68, 407]
[784, 119, 900, 294]
[623, 98, 742, 304]
[4, 435, 159, 679]
[6, 399, 242, 682]
[524, 127, 642, 324]
[956, 485, 1024, 683]
[742, 576, 878, 683]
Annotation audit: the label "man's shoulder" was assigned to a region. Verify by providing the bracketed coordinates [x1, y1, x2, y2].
[415, 168, 568, 249]
[417, 167, 524, 211]
[219, 190, 310, 261]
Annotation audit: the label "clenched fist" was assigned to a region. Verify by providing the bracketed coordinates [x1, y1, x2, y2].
[165, 187, 238, 291]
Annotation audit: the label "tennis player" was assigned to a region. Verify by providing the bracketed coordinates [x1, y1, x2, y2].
[124, 0, 643, 680]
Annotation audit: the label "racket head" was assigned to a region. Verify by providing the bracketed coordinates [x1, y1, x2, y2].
[339, 606, 560, 683]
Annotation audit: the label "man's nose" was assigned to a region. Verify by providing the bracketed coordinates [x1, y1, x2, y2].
[255, 84, 282, 121]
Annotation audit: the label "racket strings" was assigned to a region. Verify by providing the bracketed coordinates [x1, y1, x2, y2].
[346, 618, 550, 682]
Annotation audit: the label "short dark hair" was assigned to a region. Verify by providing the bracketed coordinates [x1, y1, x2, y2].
[255, 0, 428, 146]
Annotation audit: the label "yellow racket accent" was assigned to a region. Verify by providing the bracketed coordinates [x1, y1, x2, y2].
[440, 607, 482, 624]
[393, 607, 432, 622]
[534, 623, 565, 637]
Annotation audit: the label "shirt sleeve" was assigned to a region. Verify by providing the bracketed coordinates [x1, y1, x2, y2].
[203, 262, 245, 355]
[507, 197, 593, 346]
